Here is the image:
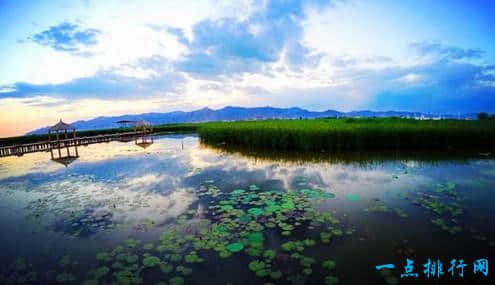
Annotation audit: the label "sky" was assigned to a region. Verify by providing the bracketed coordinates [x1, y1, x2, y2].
[0, 0, 494, 137]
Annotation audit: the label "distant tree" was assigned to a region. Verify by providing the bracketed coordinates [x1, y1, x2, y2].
[478, 112, 489, 120]
[490, 114, 495, 120]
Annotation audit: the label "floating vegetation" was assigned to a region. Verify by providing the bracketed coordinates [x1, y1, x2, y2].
[363, 200, 388, 212]
[431, 218, 462, 234]
[322, 260, 336, 270]
[2, 179, 347, 284]
[345, 194, 361, 202]
[226, 242, 244, 253]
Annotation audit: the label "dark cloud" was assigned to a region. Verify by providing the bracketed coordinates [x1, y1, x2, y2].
[409, 42, 485, 60]
[30, 22, 101, 56]
[367, 59, 495, 113]
[174, 0, 332, 77]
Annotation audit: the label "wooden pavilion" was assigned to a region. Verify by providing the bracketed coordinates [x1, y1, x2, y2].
[134, 120, 154, 148]
[48, 120, 79, 166]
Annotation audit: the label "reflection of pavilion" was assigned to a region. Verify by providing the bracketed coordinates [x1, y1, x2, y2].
[48, 120, 79, 167]
[134, 120, 154, 149]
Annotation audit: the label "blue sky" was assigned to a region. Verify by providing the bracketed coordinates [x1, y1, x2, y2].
[0, 0, 494, 136]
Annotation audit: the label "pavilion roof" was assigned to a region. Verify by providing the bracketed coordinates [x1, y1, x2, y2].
[49, 120, 75, 132]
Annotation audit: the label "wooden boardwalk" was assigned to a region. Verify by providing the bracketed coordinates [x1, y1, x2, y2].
[0, 131, 145, 158]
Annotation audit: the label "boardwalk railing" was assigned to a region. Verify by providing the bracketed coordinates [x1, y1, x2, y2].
[0, 131, 145, 158]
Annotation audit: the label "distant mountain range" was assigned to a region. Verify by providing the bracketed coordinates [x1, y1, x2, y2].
[27, 106, 478, 135]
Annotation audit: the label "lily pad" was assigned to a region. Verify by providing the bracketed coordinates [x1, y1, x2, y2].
[248, 260, 265, 272]
[322, 260, 336, 270]
[325, 276, 339, 285]
[270, 270, 283, 279]
[263, 249, 277, 259]
[143, 256, 161, 267]
[248, 232, 264, 244]
[346, 194, 361, 202]
[56, 273, 75, 283]
[169, 276, 184, 285]
[226, 242, 244, 253]
[248, 208, 263, 216]
[94, 267, 109, 279]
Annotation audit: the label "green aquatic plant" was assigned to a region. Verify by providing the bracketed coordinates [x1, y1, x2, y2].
[303, 268, 312, 275]
[270, 270, 283, 279]
[96, 252, 111, 262]
[94, 266, 110, 279]
[324, 276, 339, 285]
[55, 273, 75, 283]
[226, 242, 244, 253]
[142, 243, 154, 250]
[248, 232, 264, 244]
[248, 260, 265, 272]
[82, 280, 98, 285]
[322, 260, 336, 270]
[263, 249, 277, 260]
[346, 194, 361, 202]
[142, 256, 161, 267]
[184, 251, 204, 263]
[300, 256, 315, 268]
[169, 276, 184, 285]
[247, 207, 263, 216]
[160, 263, 174, 273]
[126, 255, 138, 264]
[248, 185, 260, 191]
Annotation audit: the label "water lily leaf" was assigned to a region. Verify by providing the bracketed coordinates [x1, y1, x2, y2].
[346, 194, 361, 202]
[263, 249, 277, 259]
[303, 268, 312, 275]
[322, 260, 336, 270]
[221, 205, 234, 211]
[248, 208, 263, 216]
[281, 201, 295, 210]
[96, 252, 111, 262]
[232, 189, 245, 195]
[248, 260, 265, 272]
[255, 269, 269, 277]
[325, 276, 339, 285]
[248, 232, 264, 244]
[56, 273, 75, 283]
[143, 256, 161, 267]
[270, 270, 282, 279]
[169, 276, 184, 285]
[160, 263, 174, 273]
[227, 242, 244, 253]
[94, 267, 109, 279]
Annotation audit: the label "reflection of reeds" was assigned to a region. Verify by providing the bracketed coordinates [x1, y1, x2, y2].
[201, 142, 492, 166]
[198, 118, 495, 151]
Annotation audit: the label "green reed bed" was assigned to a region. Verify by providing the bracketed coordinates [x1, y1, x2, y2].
[197, 118, 495, 151]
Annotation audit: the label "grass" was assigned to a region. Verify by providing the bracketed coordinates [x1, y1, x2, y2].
[3, 118, 495, 151]
[197, 118, 495, 151]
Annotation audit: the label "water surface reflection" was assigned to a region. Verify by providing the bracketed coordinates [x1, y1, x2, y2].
[0, 134, 493, 284]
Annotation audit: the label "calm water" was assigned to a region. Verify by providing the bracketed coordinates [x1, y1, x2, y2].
[0, 134, 494, 285]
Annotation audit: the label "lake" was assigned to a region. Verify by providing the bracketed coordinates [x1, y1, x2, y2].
[0, 134, 494, 284]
